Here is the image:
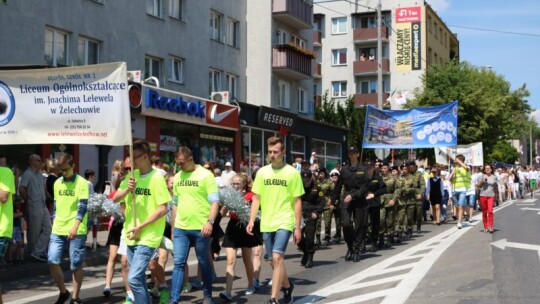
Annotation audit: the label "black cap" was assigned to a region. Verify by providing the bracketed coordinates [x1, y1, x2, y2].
[301, 169, 312, 180]
[407, 160, 417, 166]
[301, 159, 310, 165]
[348, 146, 359, 153]
[400, 163, 408, 169]
[375, 158, 383, 163]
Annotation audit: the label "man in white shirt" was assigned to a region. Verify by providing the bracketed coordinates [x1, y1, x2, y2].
[528, 167, 538, 198]
[221, 162, 236, 186]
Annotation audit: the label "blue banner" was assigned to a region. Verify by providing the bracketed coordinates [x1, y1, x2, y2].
[362, 101, 458, 148]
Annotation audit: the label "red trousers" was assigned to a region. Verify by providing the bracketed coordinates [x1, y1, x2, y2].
[479, 196, 494, 229]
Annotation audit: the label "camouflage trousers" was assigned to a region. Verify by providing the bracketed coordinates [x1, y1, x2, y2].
[316, 208, 333, 240]
[380, 204, 397, 238]
[395, 203, 415, 232]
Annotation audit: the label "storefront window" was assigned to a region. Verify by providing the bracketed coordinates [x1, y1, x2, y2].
[250, 128, 263, 173]
[312, 139, 341, 170]
[200, 126, 234, 169]
[290, 135, 305, 161]
[159, 120, 198, 169]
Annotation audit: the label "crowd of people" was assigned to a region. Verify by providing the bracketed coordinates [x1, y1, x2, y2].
[0, 145, 538, 304]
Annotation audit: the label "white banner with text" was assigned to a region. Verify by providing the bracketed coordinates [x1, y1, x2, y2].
[435, 142, 484, 166]
[0, 62, 131, 146]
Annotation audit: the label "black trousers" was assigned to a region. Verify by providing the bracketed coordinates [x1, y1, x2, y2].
[299, 217, 317, 253]
[341, 202, 367, 251]
[367, 206, 381, 242]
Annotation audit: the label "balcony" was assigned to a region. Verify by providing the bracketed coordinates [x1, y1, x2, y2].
[314, 63, 321, 78]
[273, 0, 313, 30]
[272, 45, 313, 79]
[353, 58, 390, 75]
[353, 26, 388, 44]
[353, 92, 390, 107]
[313, 31, 322, 47]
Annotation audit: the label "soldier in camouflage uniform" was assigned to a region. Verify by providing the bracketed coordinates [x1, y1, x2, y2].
[395, 163, 417, 241]
[315, 169, 334, 247]
[378, 162, 398, 248]
[408, 161, 426, 234]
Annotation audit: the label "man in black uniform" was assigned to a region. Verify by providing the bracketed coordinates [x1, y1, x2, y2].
[331, 146, 372, 262]
[365, 161, 386, 252]
[298, 169, 326, 268]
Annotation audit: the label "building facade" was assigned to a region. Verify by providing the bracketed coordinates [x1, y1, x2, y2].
[0, 0, 347, 186]
[313, 0, 459, 109]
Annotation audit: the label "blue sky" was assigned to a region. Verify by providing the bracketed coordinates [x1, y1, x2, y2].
[428, 0, 540, 120]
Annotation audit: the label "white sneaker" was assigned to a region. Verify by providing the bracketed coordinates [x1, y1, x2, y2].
[457, 223, 462, 229]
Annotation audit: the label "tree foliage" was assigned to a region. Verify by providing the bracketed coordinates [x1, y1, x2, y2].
[488, 141, 520, 164]
[315, 91, 374, 159]
[408, 60, 537, 162]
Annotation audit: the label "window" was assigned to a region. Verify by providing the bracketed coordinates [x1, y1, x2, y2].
[332, 17, 347, 34]
[290, 135, 305, 160]
[332, 49, 347, 65]
[45, 28, 68, 67]
[210, 11, 222, 41]
[169, 56, 184, 83]
[169, 0, 185, 21]
[227, 18, 239, 47]
[311, 139, 341, 170]
[226, 74, 237, 99]
[276, 29, 287, 44]
[360, 80, 377, 94]
[146, 0, 162, 17]
[332, 81, 347, 97]
[278, 80, 290, 108]
[290, 35, 305, 48]
[77, 37, 99, 66]
[209, 69, 222, 94]
[297, 88, 307, 113]
[144, 56, 162, 81]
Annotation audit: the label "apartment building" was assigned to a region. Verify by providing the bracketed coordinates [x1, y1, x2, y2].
[0, 0, 347, 184]
[313, 0, 459, 109]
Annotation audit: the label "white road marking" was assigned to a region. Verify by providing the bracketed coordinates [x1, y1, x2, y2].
[491, 238, 540, 252]
[520, 207, 540, 214]
[297, 200, 515, 304]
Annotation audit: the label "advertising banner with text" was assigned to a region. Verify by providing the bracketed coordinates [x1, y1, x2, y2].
[395, 6, 422, 72]
[0, 62, 132, 145]
[435, 142, 484, 166]
[363, 101, 458, 149]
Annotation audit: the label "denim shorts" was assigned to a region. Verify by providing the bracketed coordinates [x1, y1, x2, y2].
[11, 226, 23, 243]
[453, 191, 468, 207]
[0, 237, 9, 260]
[263, 229, 292, 261]
[48, 234, 87, 270]
[466, 194, 476, 207]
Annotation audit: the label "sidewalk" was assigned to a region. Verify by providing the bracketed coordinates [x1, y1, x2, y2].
[2, 230, 111, 279]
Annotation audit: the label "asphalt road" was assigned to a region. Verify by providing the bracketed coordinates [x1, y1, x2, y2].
[4, 196, 540, 303]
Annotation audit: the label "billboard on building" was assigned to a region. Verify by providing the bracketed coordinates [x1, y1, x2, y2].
[363, 101, 458, 148]
[0, 62, 132, 146]
[395, 6, 422, 72]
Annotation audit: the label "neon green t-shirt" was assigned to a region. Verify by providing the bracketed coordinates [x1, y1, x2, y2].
[0, 167, 15, 238]
[52, 174, 89, 236]
[251, 164, 304, 232]
[120, 169, 171, 248]
[173, 165, 219, 230]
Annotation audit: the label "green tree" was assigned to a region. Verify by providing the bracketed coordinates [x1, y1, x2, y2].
[488, 141, 520, 164]
[409, 60, 537, 160]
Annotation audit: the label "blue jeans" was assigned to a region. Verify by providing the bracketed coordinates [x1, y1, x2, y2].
[47, 234, 86, 270]
[127, 245, 155, 304]
[170, 228, 212, 303]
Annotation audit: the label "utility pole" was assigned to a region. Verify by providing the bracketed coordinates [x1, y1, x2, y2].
[530, 126, 533, 167]
[376, 0, 383, 109]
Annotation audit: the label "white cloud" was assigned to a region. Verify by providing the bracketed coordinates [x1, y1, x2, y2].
[427, 0, 451, 12]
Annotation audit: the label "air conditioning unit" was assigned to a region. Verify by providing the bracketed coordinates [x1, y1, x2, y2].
[211, 91, 230, 103]
[127, 70, 141, 83]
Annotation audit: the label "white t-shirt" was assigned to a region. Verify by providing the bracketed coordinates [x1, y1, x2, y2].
[529, 170, 538, 180]
[221, 169, 236, 185]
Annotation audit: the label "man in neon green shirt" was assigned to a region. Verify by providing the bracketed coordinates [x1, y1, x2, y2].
[247, 137, 304, 304]
[0, 164, 15, 304]
[113, 140, 170, 304]
[47, 153, 89, 304]
[169, 146, 220, 304]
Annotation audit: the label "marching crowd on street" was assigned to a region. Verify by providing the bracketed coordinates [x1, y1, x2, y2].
[0, 141, 537, 304]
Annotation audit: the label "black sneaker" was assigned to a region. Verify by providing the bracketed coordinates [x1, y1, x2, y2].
[69, 298, 82, 304]
[55, 291, 70, 304]
[282, 281, 295, 304]
[267, 298, 279, 304]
